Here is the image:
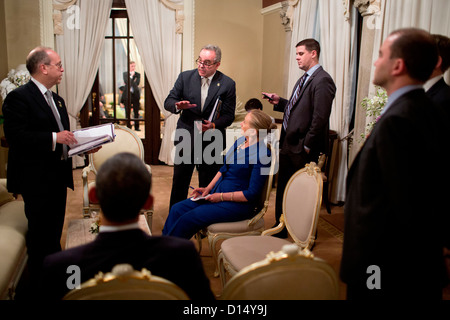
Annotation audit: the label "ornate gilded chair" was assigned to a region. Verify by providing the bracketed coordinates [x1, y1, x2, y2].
[81, 124, 153, 229]
[63, 264, 189, 300]
[217, 162, 323, 288]
[220, 244, 339, 300]
[196, 141, 278, 277]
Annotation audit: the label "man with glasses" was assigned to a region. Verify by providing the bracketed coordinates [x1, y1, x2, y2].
[165, 45, 236, 209]
[3, 47, 78, 295]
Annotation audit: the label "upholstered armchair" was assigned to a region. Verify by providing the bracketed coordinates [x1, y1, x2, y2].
[217, 162, 323, 288]
[220, 244, 339, 300]
[82, 124, 153, 229]
[63, 264, 189, 300]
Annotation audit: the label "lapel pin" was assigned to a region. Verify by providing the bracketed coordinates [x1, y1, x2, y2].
[217, 83, 221, 87]
[58, 101, 63, 108]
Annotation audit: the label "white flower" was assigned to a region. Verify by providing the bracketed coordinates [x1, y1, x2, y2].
[1, 67, 31, 100]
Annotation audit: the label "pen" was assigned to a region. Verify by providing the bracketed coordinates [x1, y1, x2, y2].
[189, 186, 195, 190]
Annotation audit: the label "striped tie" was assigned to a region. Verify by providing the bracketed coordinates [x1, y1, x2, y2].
[282, 73, 308, 131]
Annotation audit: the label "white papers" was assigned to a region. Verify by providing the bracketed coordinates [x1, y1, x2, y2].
[190, 195, 208, 202]
[208, 98, 222, 122]
[68, 123, 115, 157]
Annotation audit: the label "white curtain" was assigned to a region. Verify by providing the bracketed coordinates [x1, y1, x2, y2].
[55, 0, 113, 167]
[125, 0, 183, 165]
[318, 0, 355, 203]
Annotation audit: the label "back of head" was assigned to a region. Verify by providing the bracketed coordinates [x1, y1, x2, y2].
[26, 46, 52, 76]
[245, 98, 263, 112]
[389, 28, 438, 82]
[248, 109, 277, 133]
[96, 152, 151, 223]
[432, 34, 450, 73]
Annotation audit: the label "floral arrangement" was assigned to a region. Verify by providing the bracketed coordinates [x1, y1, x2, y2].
[360, 86, 387, 140]
[89, 213, 101, 234]
[0, 66, 31, 100]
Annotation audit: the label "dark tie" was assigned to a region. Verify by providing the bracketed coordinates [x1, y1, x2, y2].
[45, 90, 68, 160]
[282, 73, 309, 131]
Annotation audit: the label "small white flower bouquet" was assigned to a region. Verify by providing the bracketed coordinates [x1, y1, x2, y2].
[1, 65, 31, 100]
[360, 86, 387, 140]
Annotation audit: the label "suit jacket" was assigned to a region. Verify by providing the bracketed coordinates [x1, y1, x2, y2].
[164, 69, 236, 149]
[41, 229, 215, 300]
[123, 71, 141, 99]
[275, 66, 336, 160]
[426, 77, 450, 119]
[2, 80, 73, 193]
[340, 89, 448, 298]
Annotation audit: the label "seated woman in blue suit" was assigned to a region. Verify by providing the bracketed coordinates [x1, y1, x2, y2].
[163, 110, 278, 239]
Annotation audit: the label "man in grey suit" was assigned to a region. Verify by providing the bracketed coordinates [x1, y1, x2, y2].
[165, 45, 236, 209]
[41, 153, 214, 300]
[340, 28, 448, 300]
[263, 39, 336, 238]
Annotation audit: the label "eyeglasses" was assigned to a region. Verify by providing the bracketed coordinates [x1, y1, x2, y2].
[46, 62, 63, 70]
[196, 58, 218, 68]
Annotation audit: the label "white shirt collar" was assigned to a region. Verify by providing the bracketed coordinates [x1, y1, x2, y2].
[99, 221, 140, 233]
[31, 77, 49, 96]
[423, 74, 443, 92]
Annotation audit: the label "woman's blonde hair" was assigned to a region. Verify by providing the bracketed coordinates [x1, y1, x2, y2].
[248, 109, 277, 139]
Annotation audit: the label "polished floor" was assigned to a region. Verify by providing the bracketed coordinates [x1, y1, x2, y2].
[62, 165, 449, 300]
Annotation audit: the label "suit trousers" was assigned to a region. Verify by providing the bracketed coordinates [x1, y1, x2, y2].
[274, 150, 311, 226]
[21, 170, 68, 282]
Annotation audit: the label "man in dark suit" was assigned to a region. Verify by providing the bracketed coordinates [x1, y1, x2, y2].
[2, 47, 78, 286]
[425, 34, 450, 119]
[40, 152, 215, 300]
[123, 61, 141, 131]
[340, 28, 448, 300]
[165, 45, 236, 209]
[263, 39, 336, 237]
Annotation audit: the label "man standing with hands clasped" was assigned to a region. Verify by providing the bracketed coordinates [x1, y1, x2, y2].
[263, 38, 336, 238]
[165, 45, 236, 209]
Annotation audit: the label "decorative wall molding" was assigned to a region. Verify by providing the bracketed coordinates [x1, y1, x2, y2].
[52, 0, 77, 35]
[40, 0, 55, 48]
[261, 1, 293, 32]
[354, 0, 381, 17]
[161, 0, 185, 34]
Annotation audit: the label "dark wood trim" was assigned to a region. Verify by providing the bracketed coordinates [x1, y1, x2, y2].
[144, 75, 161, 165]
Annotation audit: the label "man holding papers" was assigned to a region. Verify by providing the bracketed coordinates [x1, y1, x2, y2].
[3, 47, 77, 292]
[165, 45, 236, 209]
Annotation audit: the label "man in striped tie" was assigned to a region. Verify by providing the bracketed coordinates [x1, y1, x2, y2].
[262, 39, 336, 238]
